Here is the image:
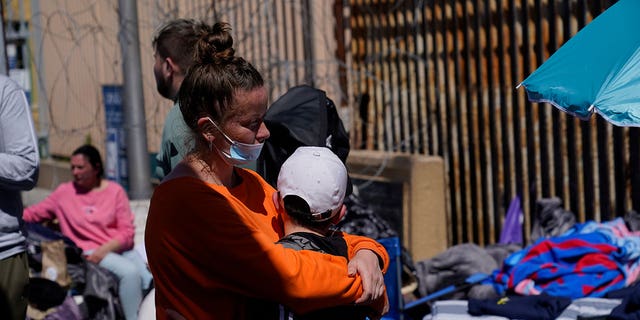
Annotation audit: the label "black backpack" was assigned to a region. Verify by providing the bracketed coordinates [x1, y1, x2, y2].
[257, 85, 350, 191]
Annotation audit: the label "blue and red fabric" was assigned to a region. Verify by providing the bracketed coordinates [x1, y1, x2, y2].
[492, 218, 640, 299]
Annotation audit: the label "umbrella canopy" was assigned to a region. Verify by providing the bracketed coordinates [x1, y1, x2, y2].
[519, 0, 640, 127]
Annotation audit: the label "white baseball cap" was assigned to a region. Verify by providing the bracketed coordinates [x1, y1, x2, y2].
[277, 146, 348, 221]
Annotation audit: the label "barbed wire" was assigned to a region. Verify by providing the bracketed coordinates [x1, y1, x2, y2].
[12, 0, 387, 157]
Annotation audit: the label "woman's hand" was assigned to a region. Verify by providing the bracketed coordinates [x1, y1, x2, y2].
[85, 239, 120, 264]
[348, 249, 387, 305]
[85, 248, 108, 264]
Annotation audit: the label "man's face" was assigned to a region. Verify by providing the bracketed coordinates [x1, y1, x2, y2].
[153, 51, 173, 100]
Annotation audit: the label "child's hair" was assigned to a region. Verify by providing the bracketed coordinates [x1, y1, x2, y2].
[283, 195, 335, 230]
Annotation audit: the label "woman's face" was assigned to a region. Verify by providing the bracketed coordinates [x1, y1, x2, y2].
[70, 154, 100, 189]
[219, 86, 270, 145]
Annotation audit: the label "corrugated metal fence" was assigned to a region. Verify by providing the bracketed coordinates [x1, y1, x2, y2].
[344, 0, 640, 246]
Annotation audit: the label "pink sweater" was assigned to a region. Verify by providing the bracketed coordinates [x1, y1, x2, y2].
[23, 181, 135, 252]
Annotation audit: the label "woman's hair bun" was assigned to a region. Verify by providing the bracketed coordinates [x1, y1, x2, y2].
[194, 22, 235, 64]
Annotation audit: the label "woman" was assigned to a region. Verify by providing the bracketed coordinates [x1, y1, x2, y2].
[145, 22, 389, 319]
[23, 144, 152, 320]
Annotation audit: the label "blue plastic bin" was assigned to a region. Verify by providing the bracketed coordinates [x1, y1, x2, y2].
[377, 237, 403, 320]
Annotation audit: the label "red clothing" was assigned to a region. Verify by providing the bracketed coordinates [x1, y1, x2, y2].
[23, 181, 135, 252]
[145, 169, 389, 319]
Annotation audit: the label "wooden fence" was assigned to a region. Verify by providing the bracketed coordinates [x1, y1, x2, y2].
[343, 0, 640, 246]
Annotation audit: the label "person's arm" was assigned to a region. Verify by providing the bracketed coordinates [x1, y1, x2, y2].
[156, 104, 191, 180]
[155, 131, 172, 180]
[342, 232, 390, 271]
[217, 231, 368, 314]
[155, 106, 177, 180]
[342, 232, 389, 312]
[155, 141, 173, 180]
[148, 182, 385, 315]
[23, 190, 61, 223]
[110, 183, 135, 251]
[0, 78, 39, 191]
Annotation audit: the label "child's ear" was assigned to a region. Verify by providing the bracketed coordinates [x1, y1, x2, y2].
[331, 204, 347, 224]
[272, 191, 282, 211]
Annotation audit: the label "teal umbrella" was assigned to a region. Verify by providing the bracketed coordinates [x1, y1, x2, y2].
[518, 0, 640, 126]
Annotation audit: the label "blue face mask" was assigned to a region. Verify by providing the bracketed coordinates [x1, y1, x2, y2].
[207, 118, 264, 166]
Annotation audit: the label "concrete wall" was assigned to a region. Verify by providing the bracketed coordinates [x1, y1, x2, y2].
[347, 151, 448, 262]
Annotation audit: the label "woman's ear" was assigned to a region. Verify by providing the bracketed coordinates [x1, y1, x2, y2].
[196, 117, 215, 141]
[196, 117, 211, 128]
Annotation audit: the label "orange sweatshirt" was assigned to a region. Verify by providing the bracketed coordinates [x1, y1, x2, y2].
[145, 169, 389, 319]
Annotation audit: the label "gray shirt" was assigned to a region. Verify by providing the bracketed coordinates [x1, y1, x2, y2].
[0, 75, 39, 260]
[155, 102, 192, 180]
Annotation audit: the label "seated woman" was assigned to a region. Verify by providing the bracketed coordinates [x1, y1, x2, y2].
[23, 144, 152, 320]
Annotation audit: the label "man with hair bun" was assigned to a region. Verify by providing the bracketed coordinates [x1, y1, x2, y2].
[152, 18, 212, 180]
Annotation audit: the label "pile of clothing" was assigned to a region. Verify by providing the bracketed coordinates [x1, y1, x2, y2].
[414, 197, 640, 319]
[24, 223, 123, 320]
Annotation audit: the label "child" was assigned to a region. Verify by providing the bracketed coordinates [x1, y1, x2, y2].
[270, 146, 377, 319]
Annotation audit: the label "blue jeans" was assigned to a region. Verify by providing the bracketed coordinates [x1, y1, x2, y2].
[96, 250, 153, 320]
